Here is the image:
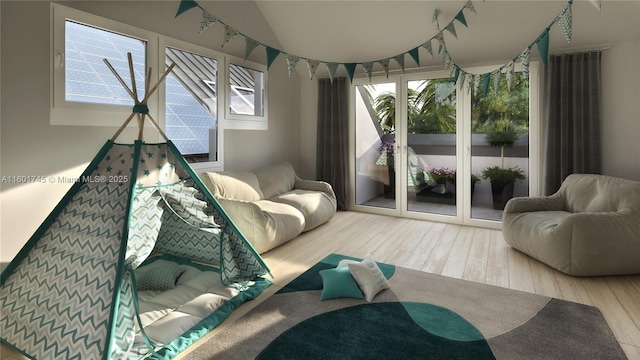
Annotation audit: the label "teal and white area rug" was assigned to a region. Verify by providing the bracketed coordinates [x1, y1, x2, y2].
[186, 254, 626, 359]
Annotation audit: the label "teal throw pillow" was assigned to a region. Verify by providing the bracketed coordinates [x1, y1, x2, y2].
[137, 265, 185, 291]
[319, 267, 364, 301]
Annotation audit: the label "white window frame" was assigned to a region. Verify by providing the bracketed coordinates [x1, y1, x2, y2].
[50, 3, 159, 128]
[224, 58, 268, 130]
[158, 37, 225, 172]
[349, 62, 540, 228]
[50, 3, 270, 169]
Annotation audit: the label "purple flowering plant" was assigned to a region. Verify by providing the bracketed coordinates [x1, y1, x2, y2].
[378, 140, 396, 153]
[428, 166, 456, 183]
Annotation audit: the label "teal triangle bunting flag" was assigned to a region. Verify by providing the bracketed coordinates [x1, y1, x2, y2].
[344, 63, 357, 83]
[537, 29, 550, 66]
[408, 47, 420, 66]
[266, 47, 281, 70]
[482, 74, 491, 97]
[176, 0, 199, 17]
[455, 10, 468, 27]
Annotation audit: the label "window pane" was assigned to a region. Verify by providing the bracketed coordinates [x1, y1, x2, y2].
[229, 64, 264, 116]
[65, 21, 146, 104]
[406, 78, 457, 217]
[354, 82, 397, 210]
[471, 72, 530, 221]
[165, 47, 218, 163]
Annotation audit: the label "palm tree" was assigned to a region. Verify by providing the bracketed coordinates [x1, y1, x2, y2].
[374, 91, 399, 134]
[373, 79, 456, 134]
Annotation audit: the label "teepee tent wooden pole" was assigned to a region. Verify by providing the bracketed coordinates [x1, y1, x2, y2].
[128, 53, 138, 104]
[103, 53, 176, 142]
[145, 113, 169, 141]
[145, 68, 152, 97]
[142, 63, 176, 104]
[110, 112, 137, 142]
[103, 59, 136, 101]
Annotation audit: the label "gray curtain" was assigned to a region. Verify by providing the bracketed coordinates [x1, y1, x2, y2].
[543, 51, 602, 195]
[317, 77, 349, 210]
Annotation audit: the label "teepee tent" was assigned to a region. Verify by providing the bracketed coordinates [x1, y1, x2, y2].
[0, 55, 271, 359]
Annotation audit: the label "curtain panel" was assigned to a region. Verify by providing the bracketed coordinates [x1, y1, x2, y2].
[317, 77, 349, 210]
[543, 51, 602, 195]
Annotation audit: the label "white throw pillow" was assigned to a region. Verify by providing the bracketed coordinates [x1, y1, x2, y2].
[348, 257, 391, 302]
[337, 259, 359, 268]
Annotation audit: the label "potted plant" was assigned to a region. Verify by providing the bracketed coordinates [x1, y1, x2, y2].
[482, 120, 526, 209]
[429, 166, 456, 186]
[471, 174, 481, 204]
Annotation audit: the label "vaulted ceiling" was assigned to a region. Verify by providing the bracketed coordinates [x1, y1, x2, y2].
[252, 0, 639, 68]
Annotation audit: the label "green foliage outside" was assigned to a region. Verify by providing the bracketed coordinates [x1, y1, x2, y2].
[481, 165, 526, 182]
[370, 73, 529, 136]
[472, 73, 529, 135]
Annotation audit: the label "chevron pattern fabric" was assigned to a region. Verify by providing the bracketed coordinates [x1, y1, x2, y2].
[160, 183, 216, 228]
[111, 272, 136, 359]
[220, 229, 269, 285]
[1, 140, 270, 359]
[154, 207, 221, 265]
[127, 188, 164, 269]
[0, 179, 128, 359]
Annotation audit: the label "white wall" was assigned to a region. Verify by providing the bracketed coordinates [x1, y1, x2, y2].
[601, 39, 640, 180]
[0, 1, 301, 267]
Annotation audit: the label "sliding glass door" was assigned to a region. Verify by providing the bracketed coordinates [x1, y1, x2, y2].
[351, 64, 538, 226]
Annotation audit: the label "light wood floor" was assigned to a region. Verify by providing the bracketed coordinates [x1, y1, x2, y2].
[3, 211, 639, 359]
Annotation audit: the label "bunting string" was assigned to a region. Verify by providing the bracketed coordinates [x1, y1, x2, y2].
[175, 0, 596, 94]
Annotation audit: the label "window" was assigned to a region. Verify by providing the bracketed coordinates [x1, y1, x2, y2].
[64, 21, 146, 105]
[224, 62, 268, 130]
[164, 45, 219, 163]
[229, 64, 264, 116]
[51, 4, 157, 127]
[51, 3, 270, 167]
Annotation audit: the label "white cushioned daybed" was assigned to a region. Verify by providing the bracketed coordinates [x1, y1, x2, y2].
[130, 256, 270, 358]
